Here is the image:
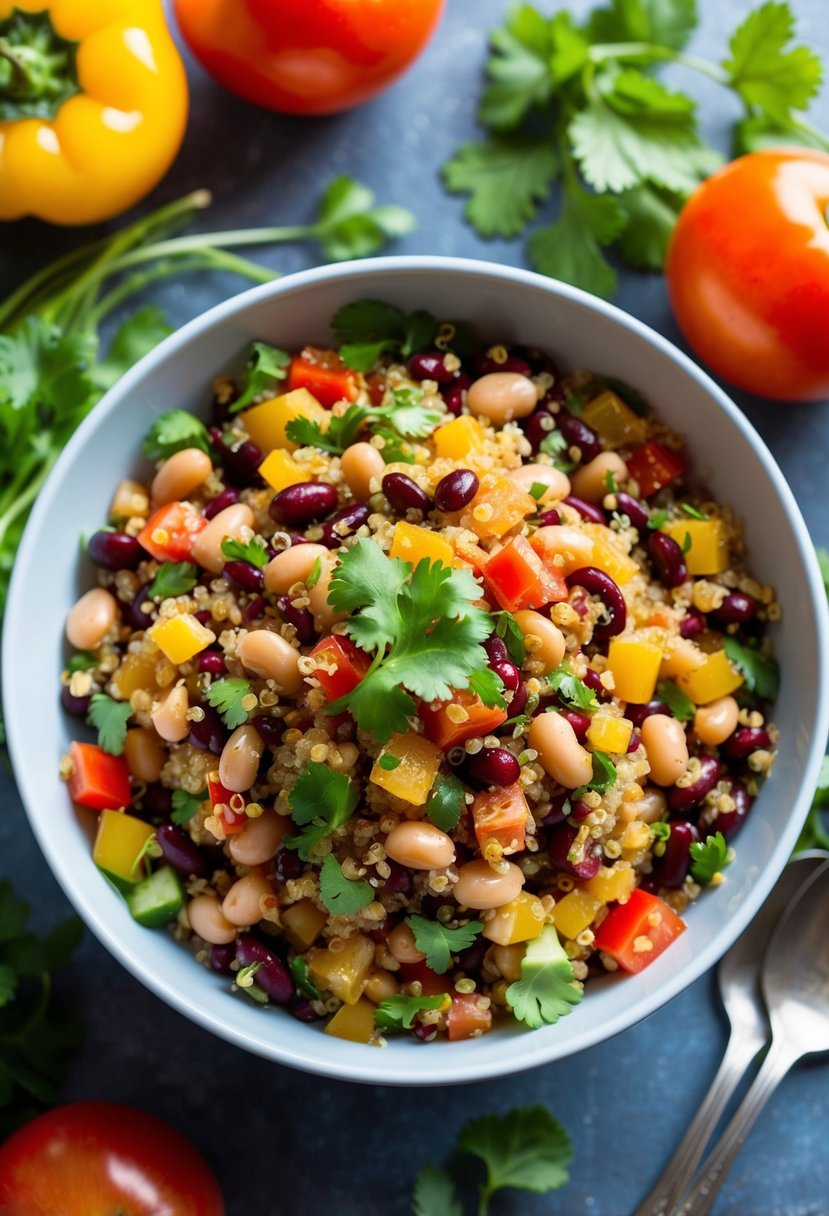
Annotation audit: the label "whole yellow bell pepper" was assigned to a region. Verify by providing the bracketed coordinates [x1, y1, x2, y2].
[0, 0, 188, 225]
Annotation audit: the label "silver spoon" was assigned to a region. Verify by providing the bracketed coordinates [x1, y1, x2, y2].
[634, 851, 828, 1216]
[674, 857, 829, 1215]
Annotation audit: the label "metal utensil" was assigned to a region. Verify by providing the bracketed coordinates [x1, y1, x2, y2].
[634, 851, 828, 1216]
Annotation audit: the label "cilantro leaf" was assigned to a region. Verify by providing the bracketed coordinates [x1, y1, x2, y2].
[311, 176, 416, 263]
[318, 855, 374, 917]
[468, 666, 508, 709]
[143, 410, 212, 463]
[290, 956, 322, 1000]
[479, 6, 555, 130]
[148, 561, 198, 600]
[547, 664, 599, 712]
[286, 403, 369, 454]
[204, 678, 253, 730]
[586, 750, 617, 794]
[374, 387, 445, 440]
[375, 992, 449, 1032]
[332, 300, 437, 371]
[230, 341, 290, 413]
[405, 915, 483, 975]
[617, 183, 685, 271]
[86, 693, 132, 756]
[723, 1, 823, 124]
[171, 788, 207, 826]
[527, 182, 626, 300]
[506, 925, 583, 1028]
[285, 763, 358, 860]
[587, 0, 698, 52]
[657, 680, 695, 722]
[412, 1165, 463, 1216]
[443, 136, 558, 239]
[458, 1106, 573, 1206]
[722, 637, 780, 701]
[426, 776, 466, 832]
[494, 611, 526, 665]
[690, 831, 733, 884]
[221, 535, 269, 569]
[94, 306, 172, 392]
[67, 652, 97, 674]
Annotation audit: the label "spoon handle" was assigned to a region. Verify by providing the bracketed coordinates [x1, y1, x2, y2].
[631, 1031, 761, 1216]
[673, 1036, 797, 1216]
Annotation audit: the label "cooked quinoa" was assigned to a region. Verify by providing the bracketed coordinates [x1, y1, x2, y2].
[60, 306, 779, 1045]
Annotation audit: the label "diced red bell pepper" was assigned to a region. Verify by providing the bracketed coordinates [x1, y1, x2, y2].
[207, 772, 247, 835]
[592, 888, 686, 973]
[287, 348, 359, 408]
[420, 689, 508, 751]
[625, 442, 687, 499]
[447, 992, 493, 1040]
[137, 501, 208, 563]
[472, 782, 529, 856]
[67, 742, 131, 811]
[309, 635, 371, 703]
[397, 960, 447, 996]
[484, 535, 568, 612]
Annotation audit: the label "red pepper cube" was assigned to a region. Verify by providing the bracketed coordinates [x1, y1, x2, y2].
[397, 960, 447, 996]
[625, 442, 687, 499]
[483, 535, 568, 612]
[287, 348, 359, 408]
[309, 635, 371, 703]
[592, 888, 686, 973]
[447, 991, 493, 1040]
[207, 772, 247, 835]
[137, 501, 208, 563]
[420, 689, 508, 751]
[67, 742, 131, 811]
[472, 782, 529, 856]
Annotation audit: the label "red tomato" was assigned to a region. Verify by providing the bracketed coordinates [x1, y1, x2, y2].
[666, 148, 829, 402]
[420, 689, 508, 751]
[137, 501, 208, 563]
[624, 442, 686, 500]
[592, 888, 686, 974]
[0, 1102, 224, 1216]
[472, 782, 529, 856]
[447, 992, 493, 1041]
[173, 0, 446, 115]
[67, 741, 131, 811]
[484, 535, 567, 612]
[288, 349, 359, 408]
[309, 634, 371, 702]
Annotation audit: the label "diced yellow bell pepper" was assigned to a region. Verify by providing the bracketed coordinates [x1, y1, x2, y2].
[620, 821, 652, 852]
[324, 997, 376, 1043]
[584, 865, 636, 904]
[281, 899, 327, 950]
[370, 731, 444, 806]
[677, 649, 743, 705]
[660, 639, 706, 680]
[461, 475, 536, 541]
[606, 637, 663, 704]
[433, 415, 486, 460]
[582, 524, 640, 585]
[482, 892, 546, 945]
[239, 388, 329, 454]
[109, 478, 149, 522]
[307, 934, 376, 1005]
[581, 391, 648, 447]
[388, 521, 456, 569]
[150, 614, 216, 665]
[93, 809, 156, 887]
[661, 519, 729, 575]
[258, 448, 306, 493]
[586, 713, 633, 754]
[550, 888, 603, 940]
[110, 652, 158, 699]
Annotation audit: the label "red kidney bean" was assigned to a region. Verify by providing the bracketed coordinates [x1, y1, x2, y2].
[668, 755, 723, 815]
[208, 427, 263, 487]
[442, 380, 468, 415]
[711, 592, 757, 626]
[408, 351, 457, 384]
[125, 583, 154, 631]
[197, 650, 226, 675]
[156, 823, 209, 878]
[223, 559, 265, 593]
[277, 595, 316, 644]
[515, 345, 561, 380]
[243, 595, 267, 622]
[194, 609, 212, 626]
[563, 496, 606, 525]
[465, 747, 521, 788]
[455, 935, 489, 973]
[548, 821, 603, 880]
[88, 530, 143, 571]
[251, 715, 283, 747]
[142, 785, 174, 818]
[507, 681, 528, 717]
[558, 708, 590, 741]
[320, 503, 370, 548]
[648, 531, 688, 589]
[188, 704, 226, 754]
[473, 352, 533, 377]
[491, 659, 520, 691]
[484, 634, 509, 665]
[538, 508, 561, 527]
[288, 996, 323, 1023]
[713, 780, 752, 840]
[567, 567, 627, 639]
[627, 731, 642, 754]
[369, 919, 393, 944]
[60, 685, 92, 717]
[722, 727, 772, 760]
[270, 482, 338, 528]
[626, 700, 670, 728]
[435, 468, 479, 512]
[523, 409, 556, 453]
[203, 486, 239, 520]
[274, 846, 303, 883]
[581, 667, 608, 700]
[235, 934, 293, 1004]
[680, 610, 706, 638]
[655, 821, 699, 887]
[556, 411, 601, 463]
[210, 943, 236, 974]
[568, 799, 592, 823]
[613, 492, 650, 531]
[382, 472, 433, 514]
[381, 862, 413, 896]
[542, 793, 571, 827]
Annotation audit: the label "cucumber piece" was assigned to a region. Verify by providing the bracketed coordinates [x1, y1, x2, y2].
[125, 865, 185, 928]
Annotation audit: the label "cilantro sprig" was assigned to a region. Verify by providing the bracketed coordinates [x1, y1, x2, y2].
[690, 831, 733, 885]
[220, 535, 269, 569]
[86, 693, 132, 756]
[144, 410, 212, 463]
[657, 680, 695, 722]
[285, 763, 358, 860]
[506, 925, 584, 1028]
[148, 561, 199, 600]
[318, 855, 374, 917]
[204, 678, 253, 730]
[331, 300, 438, 371]
[285, 386, 444, 457]
[546, 663, 599, 712]
[375, 992, 449, 1032]
[405, 915, 483, 975]
[171, 788, 207, 826]
[723, 637, 780, 700]
[426, 775, 466, 832]
[230, 341, 290, 414]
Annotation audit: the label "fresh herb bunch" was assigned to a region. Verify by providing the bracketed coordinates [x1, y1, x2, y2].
[443, 0, 827, 297]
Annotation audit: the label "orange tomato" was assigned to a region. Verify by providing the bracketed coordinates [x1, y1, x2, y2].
[666, 148, 829, 402]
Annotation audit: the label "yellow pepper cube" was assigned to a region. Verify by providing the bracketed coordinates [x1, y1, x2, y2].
[150, 614, 216, 665]
[677, 649, 743, 705]
[109, 478, 149, 522]
[620, 821, 652, 852]
[370, 731, 443, 806]
[584, 865, 636, 905]
[482, 892, 546, 946]
[661, 519, 729, 575]
[433, 415, 486, 460]
[324, 998, 376, 1044]
[93, 809, 156, 887]
[239, 388, 328, 454]
[258, 448, 306, 493]
[307, 934, 375, 1005]
[550, 888, 603, 940]
[388, 521, 455, 569]
[582, 524, 640, 585]
[461, 475, 536, 541]
[110, 652, 158, 699]
[581, 391, 648, 447]
[607, 637, 663, 704]
[281, 899, 327, 950]
[586, 713, 633, 754]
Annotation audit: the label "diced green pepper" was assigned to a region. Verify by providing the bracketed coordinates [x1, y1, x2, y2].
[124, 865, 185, 928]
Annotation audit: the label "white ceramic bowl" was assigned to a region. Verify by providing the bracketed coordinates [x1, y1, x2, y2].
[5, 257, 828, 1085]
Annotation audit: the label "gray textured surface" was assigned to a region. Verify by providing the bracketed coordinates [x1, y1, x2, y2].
[2, 1, 829, 1213]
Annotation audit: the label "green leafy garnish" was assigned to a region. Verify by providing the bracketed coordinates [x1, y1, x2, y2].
[86, 693, 132, 756]
[220, 535, 269, 569]
[377, 754, 401, 771]
[67, 652, 96, 674]
[318, 855, 374, 917]
[506, 925, 583, 1028]
[285, 763, 358, 860]
[493, 610, 526, 664]
[584, 751, 617, 794]
[309, 175, 416, 263]
[332, 299, 438, 371]
[143, 410, 212, 463]
[546, 663, 599, 711]
[412, 1164, 463, 1216]
[286, 403, 369, 454]
[405, 915, 483, 975]
[148, 561, 199, 600]
[529, 481, 548, 501]
[690, 831, 733, 885]
[657, 680, 696, 722]
[795, 755, 829, 853]
[426, 775, 466, 833]
[604, 469, 618, 494]
[306, 556, 323, 589]
[648, 508, 669, 530]
[326, 539, 504, 742]
[458, 1106, 573, 1214]
[286, 387, 444, 457]
[723, 637, 780, 700]
[94, 306, 172, 392]
[204, 678, 253, 730]
[680, 502, 708, 520]
[230, 341, 290, 413]
[290, 956, 322, 1000]
[375, 992, 449, 1032]
[171, 788, 207, 826]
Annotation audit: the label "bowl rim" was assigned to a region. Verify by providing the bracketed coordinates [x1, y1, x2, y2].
[5, 254, 828, 1086]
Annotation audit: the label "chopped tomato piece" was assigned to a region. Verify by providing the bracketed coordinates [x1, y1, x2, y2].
[484, 535, 568, 612]
[67, 742, 131, 811]
[287, 348, 359, 408]
[447, 992, 493, 1040]
[420, 689, 508, 751]
[472, 782, 529, 857]
[137, 501, 208, 563]
[309, 635, 371, 703]
[625, 442, 687, 499]
[592, 888, 686, 973]
[398, 960, 447, 996]
[207, 772, 247, 835]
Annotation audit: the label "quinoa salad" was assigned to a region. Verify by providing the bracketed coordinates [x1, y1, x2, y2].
[60, 299, 779, 1045]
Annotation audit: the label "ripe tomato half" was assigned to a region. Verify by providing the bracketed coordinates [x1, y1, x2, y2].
[0, 1102, 225, 1216]
[666, 148, 829, 402]
[173, 0, 446, 115]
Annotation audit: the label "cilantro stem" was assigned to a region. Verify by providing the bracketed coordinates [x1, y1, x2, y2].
[588, 41, 731, 86]
[0, 463, 50, 549]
